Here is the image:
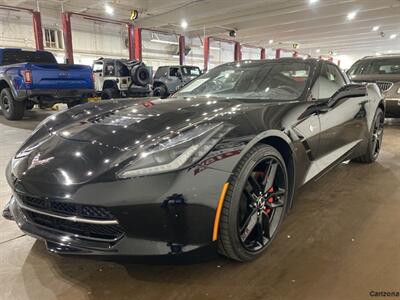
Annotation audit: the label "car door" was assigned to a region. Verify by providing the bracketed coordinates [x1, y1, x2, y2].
[167, 67, 180, 92]
[312, 62, 367, 161]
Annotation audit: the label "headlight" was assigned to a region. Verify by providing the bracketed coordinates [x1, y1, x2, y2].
[117, 123, 233, 178]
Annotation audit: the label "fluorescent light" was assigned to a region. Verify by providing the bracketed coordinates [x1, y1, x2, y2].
[150, 39, 178, 45]
[104, 4, 114, 15]
[269, 39, 274, 44]
[372, 26, 380, 31]
[376, 52, 382, 56]
[347, 11, 357, 20]
[390, 34, 397, 39]
[316, 49, 320, 53]
[181, 20, 188, 29]
[309, 0, 319, 4]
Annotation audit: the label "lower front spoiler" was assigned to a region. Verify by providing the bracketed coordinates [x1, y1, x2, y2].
[3, 196, 213, 257]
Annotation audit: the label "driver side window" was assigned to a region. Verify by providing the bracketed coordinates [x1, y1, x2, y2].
[311, 64, 345, 100]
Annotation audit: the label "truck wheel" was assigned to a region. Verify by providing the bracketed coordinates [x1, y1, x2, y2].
[0, 88, 25, 120]
[153, 86, 168, 98]
[101, 88, 120, 100]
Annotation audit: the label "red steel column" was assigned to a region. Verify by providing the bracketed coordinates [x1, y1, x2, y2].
[203, 36, 210, 71]
[293, 51, 298, 57]
[234, 42, 241, 62]
[61, 12, 74, 64]
[128, 23, 135, 60]
[134, 27, 142, 61]
[179, 35, 185, 65]
[32, 11, 44, 50]
[275, 48, 281, 59]
[337, 60, 341, 67]
[260, 48, 266, 60]
[328, 57, 333, 62]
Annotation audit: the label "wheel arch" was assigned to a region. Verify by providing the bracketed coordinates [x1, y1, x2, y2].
[102, 80, 118, 90]
[239, 130, 296, 209]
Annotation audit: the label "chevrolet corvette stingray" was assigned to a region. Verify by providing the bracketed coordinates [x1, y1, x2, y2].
[3, 58, 384, 262]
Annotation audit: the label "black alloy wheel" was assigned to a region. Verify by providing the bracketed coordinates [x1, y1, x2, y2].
[353, 107, 384, 163]
[371, 109, 384, 159]
[218, 144, 290, 262]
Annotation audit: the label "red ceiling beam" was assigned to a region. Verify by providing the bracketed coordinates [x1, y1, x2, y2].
[234, 42, 242, 62]
[260, 48, 266, 60]
[203, 36, 210, 71]
[134, 27, 142, 61]
[179, 35, 185, 65]
[61, 12, 74, 64]
[32, 11, 44, 50]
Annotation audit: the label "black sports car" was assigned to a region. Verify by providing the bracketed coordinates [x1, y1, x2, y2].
[3, 58, 384, 262]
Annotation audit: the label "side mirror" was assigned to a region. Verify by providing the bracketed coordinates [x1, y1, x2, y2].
[328, 84, 367, 107]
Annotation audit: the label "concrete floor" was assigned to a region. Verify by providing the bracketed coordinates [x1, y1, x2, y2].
[0, 108, 399, 300]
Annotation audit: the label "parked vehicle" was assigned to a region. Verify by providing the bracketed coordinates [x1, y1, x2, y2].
[347, 55, 400, 117]
[0, 48, 94, 120]
[152, 65, 201, 98]
[3, 58, 384, 261]
[92, 58, 152, 99]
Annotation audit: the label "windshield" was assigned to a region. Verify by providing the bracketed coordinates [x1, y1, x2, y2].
[348, 58, 400, 75]
[1, 49, 57, 65]
[174, 61, 310, 100]
[181, 66, 201, 76]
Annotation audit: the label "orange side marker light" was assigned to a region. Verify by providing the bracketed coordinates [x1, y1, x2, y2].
[212, 182, 230, 241]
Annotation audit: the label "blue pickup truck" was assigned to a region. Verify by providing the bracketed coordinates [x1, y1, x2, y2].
[0, 48, 94, 120]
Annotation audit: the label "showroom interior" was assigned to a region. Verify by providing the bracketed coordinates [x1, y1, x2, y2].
[0, 0, 399, 299]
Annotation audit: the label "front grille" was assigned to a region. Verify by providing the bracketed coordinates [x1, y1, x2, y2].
[19, 194, 115, 220]
[376, 81, 393, 92]
[23, 210, 124, 240]
[17, 194, 124, 241]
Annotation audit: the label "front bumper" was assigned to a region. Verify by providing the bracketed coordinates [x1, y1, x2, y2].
[4, 194, 214, 256]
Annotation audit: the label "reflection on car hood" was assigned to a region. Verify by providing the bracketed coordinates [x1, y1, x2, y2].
[42, 97, 241, 150]
[350, 74, 400, 83]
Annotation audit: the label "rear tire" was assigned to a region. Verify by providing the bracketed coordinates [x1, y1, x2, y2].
[217, 144, 290, 262]
[0, 88, 25, 120]
[353, 107, 384, 163]
[101, 88, 120, 100]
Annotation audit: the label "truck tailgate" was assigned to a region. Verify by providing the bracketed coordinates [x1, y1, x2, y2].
[29, 63, 93, 90]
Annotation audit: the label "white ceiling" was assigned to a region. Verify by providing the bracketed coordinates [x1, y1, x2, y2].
[2, 0, 400, 57]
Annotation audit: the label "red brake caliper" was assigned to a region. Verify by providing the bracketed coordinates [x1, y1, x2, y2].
[265, 186, 274, 214]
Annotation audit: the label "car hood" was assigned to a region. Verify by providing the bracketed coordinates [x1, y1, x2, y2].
[350, 74, 400, 83]
[41, 97, 242, 150]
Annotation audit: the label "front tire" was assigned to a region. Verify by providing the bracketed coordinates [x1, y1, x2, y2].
[218, 144, 290, 262]
[353, 107, 384, 163]
[0, 88, 25, 120]
[153, 86, 168, 98]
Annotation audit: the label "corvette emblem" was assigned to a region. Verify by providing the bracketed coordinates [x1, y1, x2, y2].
[29, 153, 54, 170]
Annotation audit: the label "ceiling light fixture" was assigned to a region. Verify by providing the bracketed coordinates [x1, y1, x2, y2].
[372, 26, 380, 31]
[390, 34, 397, 39]
[269, 39, 274, 44]
[347, 11, 357, 20]
[309, 0, 319, 4]
[104, 4, 114, 15]
[181, 20, 188, 29]
[316, 49, 320, 53]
